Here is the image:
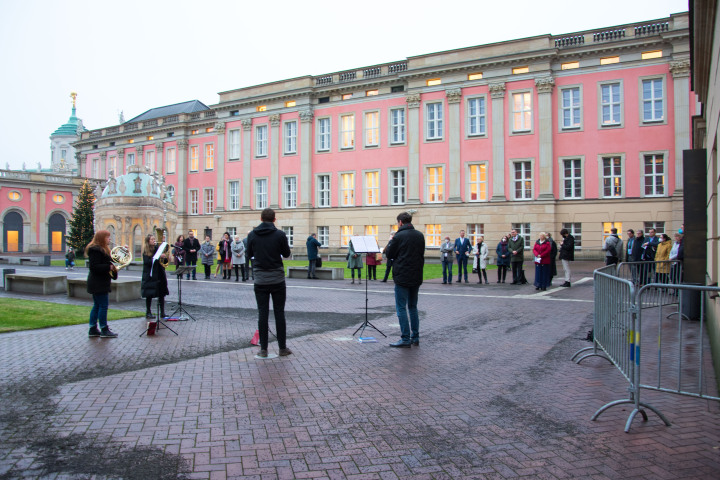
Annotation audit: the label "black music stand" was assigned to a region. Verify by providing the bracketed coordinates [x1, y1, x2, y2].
[139, 300, 178, 337]
[350, 236, 386, 339]
[169, 265, 197, 321]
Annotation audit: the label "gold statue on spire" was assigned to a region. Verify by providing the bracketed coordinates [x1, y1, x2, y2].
[70, 92, 77, 108]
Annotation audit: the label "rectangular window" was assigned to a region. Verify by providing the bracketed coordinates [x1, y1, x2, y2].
[365, 171, 379, 205]
[189, 189, 199, 215]
[228, 129, 240, 159]
[284, 121, 297, 154]
[512, 92, 532, 132]
[282, 226, 294, 248]
[165, 149, 175, 174]
[426, 103, 443, 140]
[467, 97, 487, 136]
[255, 125, 268, 157]
[109, 155, 118, 175]
[340, 225, 353, 247]
[425, 224, 441, 247]
[255, 178, 267, 209]
[365, 225, 378, 243]
[226, 227, 237, 238]
[643, 153, 665, 196]
[513, 161, 532, 200]
[390, 108, 406, 144]
[341, 173, 355, 206]
[92, 159, 99, 178]
[284, 176, 297, 208]
[562, 159, 582, 199]
[228, 181, 240, 210]
[562, 223, 582, 249]
[189, 146, 199, 172]
[204, 144, 214, 170]
[643, 221, 665, 235]
[600, 82, 622, 126]
[364, 111, 379, 147]
[340, 114, 354, 149]
[602, 222, 622, 243]
[390, 169, 406, 205]
[426, 166, 444, 203]
[316, 174, 331, 207]
[511, 222, 531, 248]
[145, 150, 155, 172]
[204, 188, 214, 214]
[560, 87, 581, 129]
[642, 78, 664, 122]
[468, 164, 487, 201]
[127, 152, 136, 168]
[317, 118, 331, 152]
[467, 224, 484, 246]
[602, 156, 623, 197]
[318, 226, 329, 247]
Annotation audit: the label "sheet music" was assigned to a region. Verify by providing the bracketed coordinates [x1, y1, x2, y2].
[350, 236, 380, 253]
[150, 242, 167, 276]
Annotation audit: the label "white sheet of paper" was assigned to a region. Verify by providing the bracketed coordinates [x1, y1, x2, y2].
[350, 236, 380, 253]
[150, 242, 167, 276]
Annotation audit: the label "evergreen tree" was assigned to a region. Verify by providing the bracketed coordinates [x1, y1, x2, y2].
[67, 180, 95, 257]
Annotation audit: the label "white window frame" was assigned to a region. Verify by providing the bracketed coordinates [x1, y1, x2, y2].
[466, 96, 487, 137]
[600, 154, 625, 198]
[203, 188, 214, 214]
[640, 151, 668, 198]
[511, 222, 532, 248]
[228, 180, 240, 211]
[512, 159, 534, 200]
[559, 85, 583, 131]
[467, 224, 485, 246]
[204, 143, 214, 171]
[389, 107, 406, 145]
[317, 226, 329, 247]
[466, 162, 488, 202]
[510, 90, 533, 134]
[284, 120, 297, 155]
[165, 148, 175, 174]
[145, 150, 155, 172]
[317, 117, 331, 152]
[339, 172, 355, 207]
[340, 225, 353, 247]
[425, 165, 444, 203]
[425, 224, 441, 247]
[255, 125, 268, 157]
[598, 80, 624, 128]
[189, 189, 199, 215]
[389, 168, 406, 205]
[127, 152, 136, 169]
[425, 102, 444, 140]
[602, 222, 623, 244]
[559, 156, 584, 200]
[562, 222, 582, 250]
[316, 174, 331, 208]
[189, 146, 199, 172]
[363, 111, 380, 147]
[228, 129, 240, 160]
[365, 225, 379, 244]
[281, 226, 294, 248]
[640, 76, 666, 124]
[363, 170, 380, 206]
[643, 221, 665, 235]
[283, 176, 298, 208]
[340, 114, 355, 150]
[255, 178, 268, 209]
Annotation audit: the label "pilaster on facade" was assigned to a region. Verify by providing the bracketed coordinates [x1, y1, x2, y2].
[269, 114, 281, 209]
[241, 118, 252, 209]
[299, 108, 314, 208]
[214, 122, 226, 212]
[176, 139, 188, 215]
[535, 76, 555, 200]
[489, 83, 506, 202]
[446, 88, 462, 203]
[406, 93, 421, 205]
[155, 142, 164, 178]
[671, 58, 691, 195]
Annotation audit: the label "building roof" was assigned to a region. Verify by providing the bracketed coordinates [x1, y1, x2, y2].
[126, 100, 210, 123]
[52, 107, 86, 137]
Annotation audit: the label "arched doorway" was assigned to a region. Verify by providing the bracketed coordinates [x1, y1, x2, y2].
[48, 213, 67, 252]
[3, 211, 23, 252]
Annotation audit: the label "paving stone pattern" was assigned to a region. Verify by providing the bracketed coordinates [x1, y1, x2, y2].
[1, 262, 719, 479]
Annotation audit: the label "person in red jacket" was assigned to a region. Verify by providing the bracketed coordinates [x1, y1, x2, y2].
[533, 232, 552, 291]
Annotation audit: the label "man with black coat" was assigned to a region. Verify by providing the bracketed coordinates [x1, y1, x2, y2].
[558, 228, 575, 287]
[247, 208, 292, 358]
[384, 212, 425, 348]
[182, 230, 201, 280]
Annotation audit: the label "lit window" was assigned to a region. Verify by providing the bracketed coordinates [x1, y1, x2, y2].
[602, 222, 621, 244]
[256, 105, 267, 112]
[512, 66, 529, 74]
[165, 149, 175, 174]
[284, 121, 297, 154]
[285, 100, 296, 108]
[365, 171, 379, 205]
[561, 61, 579, 70]
[601, 56, 619, 65]
[600, 82, 622, 126]
[467, 97, 486, 136]
[128, 139, 134, 144]
[317, 118, 331, 152]
[643, 154, 665, 196]
[512, 92, 532, 132]
[390, 169, 406, 205]
[426, 166, 444, 203]
[365, 225, 378, 243]
[191, 129, 199, 135]
[342, 93, 353, 100]
[366, 90, 379, 96]
[255, 179, 267, 209]
[468, 164, 487, 201]
[562, 158, 582, 199]
[390, 108, 406, 144]
[147, 135, 154, 140]
[204, 188, 214, 214]
[426, 103, 443, 140]
[513, 161, 533, 200]
[560, 87, 582, 129]
[256, 125, 268, 157]
[341, 173, 354, 206]
[426, 78, 441, 86]
[642, 78, 664, 122]
[205, 127, 213, 133]
[642, 50, 662, 60]
[340, 114, 354, 149]
[602, 156, 623, 198]
[189, 146, 199, 172]
[284, 176, 297, 208]
[467, 224, 484, 245]
[317, 174, 331, 207]
[364, 112, 379, 147]
[340, 226, 353, 247]
[204, 144, 214, 170]
[189, 190, 199, 215]
[425, 225, 441, 247]
[468, 73, 483, 80]
[8, 191, 21, 201]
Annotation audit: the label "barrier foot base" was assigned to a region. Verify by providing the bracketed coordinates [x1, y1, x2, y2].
[593, 399, 671, 433]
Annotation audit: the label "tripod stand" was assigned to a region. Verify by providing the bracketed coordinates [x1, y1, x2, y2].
[352, 246, 386, 339]
[139, 299, 178, 336]
[168, 265, 197, 321]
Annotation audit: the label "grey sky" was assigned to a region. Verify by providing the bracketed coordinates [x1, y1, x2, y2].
[0, 0, 689, 170]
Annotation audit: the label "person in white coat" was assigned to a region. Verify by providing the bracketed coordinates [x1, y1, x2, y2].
[473, 235, 489, 284]
[231, 235, 247, 282]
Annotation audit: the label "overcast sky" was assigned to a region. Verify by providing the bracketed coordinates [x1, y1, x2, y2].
[0, 0, 689, 171]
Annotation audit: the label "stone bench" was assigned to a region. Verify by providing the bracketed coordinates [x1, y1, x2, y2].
[287, 266, 345, 280]
[66, 277, 142, 302]
[5, 273, 67, 295]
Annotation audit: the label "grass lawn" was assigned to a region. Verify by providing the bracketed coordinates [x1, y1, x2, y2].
[0, 298, 145, 333]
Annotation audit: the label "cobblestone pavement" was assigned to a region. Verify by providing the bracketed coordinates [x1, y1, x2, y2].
[1, 262, 719, 479]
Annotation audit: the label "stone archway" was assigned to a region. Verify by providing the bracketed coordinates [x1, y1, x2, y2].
[48, 212, 67, 252]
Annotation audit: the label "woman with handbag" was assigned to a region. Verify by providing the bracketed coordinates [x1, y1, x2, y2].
[347, 237, 363, 284]
[199, 235, 215, 280]
[141, 234, 169, 319]
[85, 230, 120, 338]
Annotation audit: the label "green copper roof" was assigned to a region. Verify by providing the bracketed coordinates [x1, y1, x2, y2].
[52, 107, 84, 137]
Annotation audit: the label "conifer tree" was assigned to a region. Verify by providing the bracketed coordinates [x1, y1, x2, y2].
[67, 180, 95, 257]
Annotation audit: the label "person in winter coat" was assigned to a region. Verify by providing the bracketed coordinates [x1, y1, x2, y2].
[65, 249, 75, 270]
[533, 232, 552, 291]
[558, 229, 575, 287]
[508, 229, 525, 284]
[173, 235, 185, 267]
[231, 235, 246, 282]
[602, 228, 623, 265]
[439, 236, 454, 284]
[199, 236, 215, 279]
[384, 212, 425, 348]
[366, 248, 382, 280]
[306, 233, 322, 279]
[381, 232, 395, 282]
[182, 230, 200, 280]
[654, 233, 672, 283]
[247, 208, 292, 358]
[496, 236, 510, 283]
[85, 230, 120, 338]
[473, 235, 489, 284]
[218, 232, 233, 280]
[347, 237, 364, 284]
[548, 233, 558, 286]
[141, 234, 169, 319]
[669, 232, 684, 284]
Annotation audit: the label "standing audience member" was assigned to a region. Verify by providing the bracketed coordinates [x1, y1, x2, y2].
[626, 229, 641, 284]
[508, 229, 525, 284]
[213, 242, 222, 278]
[231, 235, 246, 281]
[654, 233, 672, 284]
[439, 236, 454, 284]
[384, 212, 425, 348]
[533, 232, 552, 291]
[454, 230, 472, 283]
[474, 235, 489, 284]
[548, 233, 558, 286]
[366, 248, 381, 280]
[85, 230, 119, 338]
[306, 233, 322, 279]
[381, 232, 395, 282]
[669, 232, 684, 284]
[603, 228, 623, 265]
[247, 208, 292, 358]
[172, 235, 185, 267]
[182, 230, 200, 280]
[199, 235, 215, 279]
[641, 228, 659, 284]
[496, 236, 510, 283]
[141, 234, 169, 319]
[558, 228, 575, 287]
[347, 237, 363, 284]
[243, 231, 254, 280]
[634, 229, 648, 283]
[218, 232, 233, 280]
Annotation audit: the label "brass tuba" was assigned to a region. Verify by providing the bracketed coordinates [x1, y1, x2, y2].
[158, 243, 171, 268]
[109, 243, 133, 275]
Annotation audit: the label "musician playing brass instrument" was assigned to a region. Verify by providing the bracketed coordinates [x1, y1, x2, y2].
[85, 230, 123, 338]
[141, 234, 169, 319]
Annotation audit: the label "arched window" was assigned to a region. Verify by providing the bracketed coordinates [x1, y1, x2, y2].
[3, 211, 23, 252]
[166, 184, 175, 200]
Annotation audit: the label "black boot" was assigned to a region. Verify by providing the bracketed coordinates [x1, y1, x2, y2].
[483, 270, 488, 284]
[159, 297, 166, 318]
[235, 266, 239, 281]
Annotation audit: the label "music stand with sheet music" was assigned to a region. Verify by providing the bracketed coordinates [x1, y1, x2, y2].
[350, 236, 387, 339]
[169, 265, 197, 321]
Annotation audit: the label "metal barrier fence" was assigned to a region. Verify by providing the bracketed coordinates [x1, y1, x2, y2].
[573, 266, 720, 432]
[616, 260, 684, 308]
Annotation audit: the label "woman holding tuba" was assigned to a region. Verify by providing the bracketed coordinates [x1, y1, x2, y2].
[141, 234, 169, 319]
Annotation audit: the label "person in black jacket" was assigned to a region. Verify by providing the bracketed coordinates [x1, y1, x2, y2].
[558, 228, 575, 287]
[384, 212, 425, 348]
[85, 230, 120, 338]
[141, 234, 169, 319]
[247, 208, 292, 358]
[182, 230, 201, 280]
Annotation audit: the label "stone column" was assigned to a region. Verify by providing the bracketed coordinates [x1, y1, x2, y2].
[299, 108, 314, 208]
[177, 139, 188, 215]
[535, 76, 555, 200]
[489, 83, 506, 201]
[99, 152, 107, 179]
[406, 93, 421, 204]
[241, 118, 252, 209]
[30, 189, 38, 248]
[670, 59, 691, 195]
[155, 142, 164, 175]
[269, 114, 281, 209]
[76, 153, 87, 178]
[116, 148, 125, 175]
[214, 122, 226, 211]
[446, 88, 462, 203]
[39, 190, 47, 250]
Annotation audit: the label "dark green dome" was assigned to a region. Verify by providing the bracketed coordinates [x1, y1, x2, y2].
[52, 107, 84, 136]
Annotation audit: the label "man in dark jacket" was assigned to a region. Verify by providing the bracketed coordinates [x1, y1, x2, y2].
[558, 228, 575, 287]
[182, 230, 201, 280]
[384, 212, 425, 348]
[306, 233, 322, 279]
[247, 208, 292, 358]
[508, 229, 525, 284]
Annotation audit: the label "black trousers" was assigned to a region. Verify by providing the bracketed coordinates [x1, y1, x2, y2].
[367, 265, 377, 280]
[254, 282, 287, 350]
[382, 259, 394, 281]
[146, 296, 165, 315]
[511, 262, 523, 283]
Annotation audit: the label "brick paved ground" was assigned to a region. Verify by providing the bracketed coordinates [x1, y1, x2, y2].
[1, 262, 719, 479]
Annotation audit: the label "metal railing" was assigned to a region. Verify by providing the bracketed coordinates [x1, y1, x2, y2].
[616, 260, 684, 308]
